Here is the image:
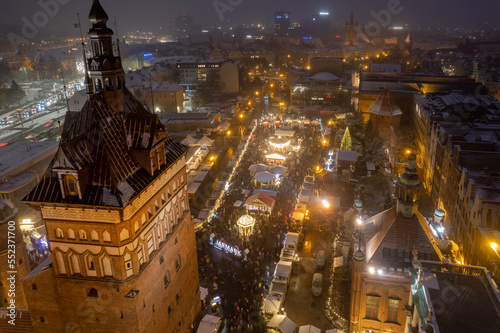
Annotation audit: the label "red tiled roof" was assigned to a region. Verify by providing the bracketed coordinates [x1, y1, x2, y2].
[245, 192, 275, 209]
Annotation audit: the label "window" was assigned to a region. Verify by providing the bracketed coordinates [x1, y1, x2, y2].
[168, 303, 173, 316]
[32, 283, 37, 290]
[125, 253, 133, 277]
[67, 228, 75, 239]
[91, 230, 98, 241]
[147, 235, 154, 255]
[40, 316, 45, 323]
[175, 254, 181, 271]
[176, 291, 181, 304]
[55, 227, 64, 239]
[88, 257, 95, 271]
[174, 236, 178, 245]
[160, 255, 164, 264]
[164, 271, 170, 288]
[103, 230, 111, 242]
[88, 288, 98, 297]
[18, 259, 23, 265]
[64, 175, 78, 197]
[138, 247, 144, 266]
[387, 299, 400, 322]
[366, 295, 380, 320]
[134, 221, 140, 232]
[79, 229, 87, 240]
[120, 228, 130, 241]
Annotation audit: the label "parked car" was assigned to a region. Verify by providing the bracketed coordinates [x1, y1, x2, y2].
[311, 273, 323, 296]
[316, 250, 326, 268]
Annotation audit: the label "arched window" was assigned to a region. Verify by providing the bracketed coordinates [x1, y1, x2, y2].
[55, 227, 64, 239]
[103, 230, 111, 243]
[87, 255, 96, 277]
[67, 228, 75, 240]
[79, 229, 87, 240]
[161, 193, 166, 204]
[91, 229, 99, 241]
[120, 228, 130, 241]
[64, 175, 78, 197]
[105, 77, 114, 91]
[141, 214, 146, 224]
[155, 199, 159, 211]
[134, 221, 139, 232]
[69, 254, 80, 275]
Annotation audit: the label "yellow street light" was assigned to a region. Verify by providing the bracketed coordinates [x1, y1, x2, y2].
[227, 131, 231, 136]
[322, 139, 327, 145]
[491, 242, 498, 251]
[255, 91, 259, 96]
[322, 199, 330, 208]
[270, 83, 274, 88]
[406, 150, 411, 154]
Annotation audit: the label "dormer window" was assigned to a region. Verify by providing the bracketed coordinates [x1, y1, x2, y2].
[64, 175, 78, 197]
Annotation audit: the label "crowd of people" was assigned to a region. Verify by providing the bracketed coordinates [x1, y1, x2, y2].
[196, 116, 323, 332]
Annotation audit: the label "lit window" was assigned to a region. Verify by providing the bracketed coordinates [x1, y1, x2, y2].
[366, 295, 380, 320]
[387, 299, 400, 323]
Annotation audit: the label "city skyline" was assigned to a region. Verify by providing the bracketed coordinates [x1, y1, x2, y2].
[0, 0, 499, 40]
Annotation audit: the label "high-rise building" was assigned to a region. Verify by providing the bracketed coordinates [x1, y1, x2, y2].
[21, 1, 200, 332]
[274, 11, 291, 36]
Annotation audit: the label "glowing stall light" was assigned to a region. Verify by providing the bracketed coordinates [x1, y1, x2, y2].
[377, 268, 383, 275]
[322, 199, 330, 208]
[369, 267, 375, 274]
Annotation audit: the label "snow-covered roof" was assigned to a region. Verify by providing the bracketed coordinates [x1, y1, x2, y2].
[309, 72, 340, 81]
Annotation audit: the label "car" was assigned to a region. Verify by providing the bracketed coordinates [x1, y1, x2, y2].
[311, 273, 323, 296]
[316, 250, 326, 268]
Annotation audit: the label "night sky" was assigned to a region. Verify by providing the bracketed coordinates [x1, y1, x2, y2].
[1, 0, 499, 36]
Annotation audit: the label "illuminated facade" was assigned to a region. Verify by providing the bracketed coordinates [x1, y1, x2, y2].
[21, 1, 200, 332]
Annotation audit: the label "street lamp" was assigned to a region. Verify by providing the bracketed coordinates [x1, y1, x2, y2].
[491, 242, 498, 251]
[322, 199, 330, 208]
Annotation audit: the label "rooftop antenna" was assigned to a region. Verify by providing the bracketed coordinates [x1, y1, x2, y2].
[149, 72, 155, 113]
[77, 13, 92, 95]
[60, 68, 70, 113]
[114, 16, 121, 59]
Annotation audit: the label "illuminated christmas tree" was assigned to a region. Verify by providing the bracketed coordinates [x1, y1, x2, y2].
[340, 127, 352, 151]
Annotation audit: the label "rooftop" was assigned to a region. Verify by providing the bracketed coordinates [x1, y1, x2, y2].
[0, 141, 58, 179]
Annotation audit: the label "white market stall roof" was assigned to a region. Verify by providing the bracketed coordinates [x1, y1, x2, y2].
[252, 189, 277, 197]
[198, 209, 211, 219]
[284, 233, 299, 247]
[195, 171, 209, 182]
[270, 279, 287, 295]
[264, 295, 282, 313]
[244, 192, 275, 209]
[181, 135, 199, 146]
[269, 137, 291, 147]
[299, 325, 321, 333]
[274, 129, 295, 138]
[266, 152, 287, 160]
[254, 171, 274, 183]
[249, 163, 269, 173]
[187, 182, 202, 194]
[267, 315, 297, 333]
[197, 314, 221, 333]
[237, 215, 256, 228]
[197, 135, 215, 147]
[275, 260, 292, 279]
[218, 122, 231, 131]
[337, 150, 358, 162]
[268, 165, 288, 175]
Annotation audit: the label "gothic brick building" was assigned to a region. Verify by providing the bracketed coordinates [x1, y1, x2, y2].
[21, 1, 200, 332]
[350, 153, 443, 333]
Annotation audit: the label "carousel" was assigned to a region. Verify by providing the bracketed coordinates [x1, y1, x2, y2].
[237, 215, 256, 237]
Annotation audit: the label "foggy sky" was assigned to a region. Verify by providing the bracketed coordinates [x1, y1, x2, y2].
[1, 0, 499, 37]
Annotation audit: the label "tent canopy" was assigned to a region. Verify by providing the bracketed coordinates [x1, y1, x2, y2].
[266, 152, 287, 160]
[181, 135, 198, 146]
[264, 295, 282, 313]
[197, 315, 221, 333]
[249, 163, 269, 173]
[197, 135, 215, 147]
[254, 171, 274, 183]
[267, 315, 297, 333]
[299, 325, 321, 333]
[268, 165, 288, 175]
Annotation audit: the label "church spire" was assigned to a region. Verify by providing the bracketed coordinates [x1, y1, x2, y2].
[85, 0, 126, 111]
[396, 149, 421, 218]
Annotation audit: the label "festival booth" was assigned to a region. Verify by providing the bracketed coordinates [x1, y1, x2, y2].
[237, 215, 256, 237]
[244, 192, 275, 213]
[274, 260, 292, 281]
[265, 152, 287, 165]
[197, 135, 215, 148]
[299, 325, 321, 333]
[196, 315, 222, 333]
[281, 232, 299, 261]
[249, 163, 268, 174]
[181, 135, 198, 146]
[253, 171, 274, 189]
[270, 279, 288, 302]
[268, 165, 288, 176]
[263, 295, 282, 315]
[267, 315, 297, 333]
[269, 137, 291, 153]
[274, 129, 295, 138]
